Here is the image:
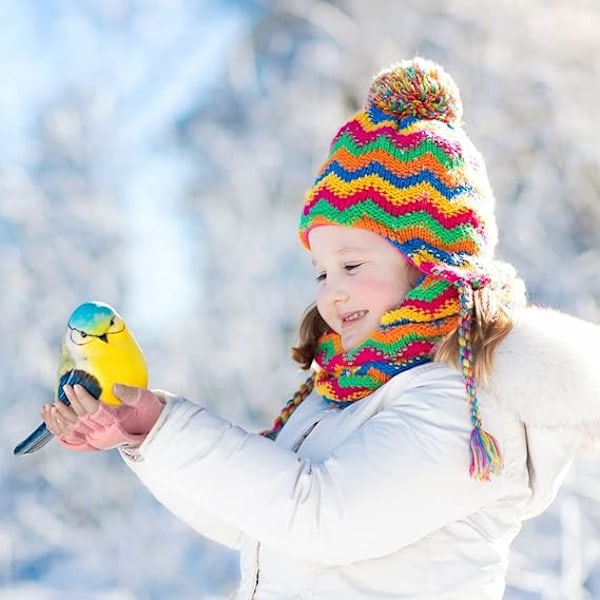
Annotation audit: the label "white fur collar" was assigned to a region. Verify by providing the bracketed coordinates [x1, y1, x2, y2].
[482, 306, 600, 450]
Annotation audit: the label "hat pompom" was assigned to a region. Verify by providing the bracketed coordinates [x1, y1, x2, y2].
[367, 57, 463, 126]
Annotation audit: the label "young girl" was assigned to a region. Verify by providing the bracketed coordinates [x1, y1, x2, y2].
[43, 57, 600, 599]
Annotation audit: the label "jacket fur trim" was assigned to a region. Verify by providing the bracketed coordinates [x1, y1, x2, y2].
[483, 306, 600, 450]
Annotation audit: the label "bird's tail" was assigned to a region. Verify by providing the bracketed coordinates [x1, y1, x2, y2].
[13, 422, 54, 455]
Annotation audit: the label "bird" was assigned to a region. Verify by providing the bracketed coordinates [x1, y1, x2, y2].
[14, 301, 148, 455]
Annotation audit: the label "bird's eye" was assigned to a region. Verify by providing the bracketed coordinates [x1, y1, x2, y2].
[107, 316, 125, 333]
[69, 328, 93, 345]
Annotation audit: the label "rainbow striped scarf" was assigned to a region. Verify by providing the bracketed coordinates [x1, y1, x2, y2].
[313, 274, 458, 403]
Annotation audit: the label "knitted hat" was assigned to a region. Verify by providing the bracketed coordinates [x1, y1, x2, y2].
[300, 57, 496, 287]
[298, 57, 503, 481]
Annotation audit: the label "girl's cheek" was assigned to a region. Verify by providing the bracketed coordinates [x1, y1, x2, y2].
[315, 294, 327, 319]
[315, 294, 337, 331]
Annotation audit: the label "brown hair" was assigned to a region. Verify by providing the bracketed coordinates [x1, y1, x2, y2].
[433, 286, 517, 383]
[291, 265, 525, 381]
[291, 304, 330, 370]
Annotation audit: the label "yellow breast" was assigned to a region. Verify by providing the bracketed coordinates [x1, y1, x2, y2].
[67, 327, 149, 405]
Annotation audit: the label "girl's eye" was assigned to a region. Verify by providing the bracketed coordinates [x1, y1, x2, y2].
[315, 273, 326, 283]
[345, 263, 363, 273]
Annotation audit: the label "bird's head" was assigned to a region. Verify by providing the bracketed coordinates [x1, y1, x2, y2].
[67, 301, 125, 345]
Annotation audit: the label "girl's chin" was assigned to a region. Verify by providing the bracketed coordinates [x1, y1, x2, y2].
[341, 332, 369, 352]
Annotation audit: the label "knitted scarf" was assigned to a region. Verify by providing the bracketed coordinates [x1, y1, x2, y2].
[312, 274, 458, 403]
[263, 274, 457, 428]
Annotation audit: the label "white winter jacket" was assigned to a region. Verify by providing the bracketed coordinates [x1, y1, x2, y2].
[122, 308, 600, 600]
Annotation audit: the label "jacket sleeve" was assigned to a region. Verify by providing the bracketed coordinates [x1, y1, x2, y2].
[122, 374, 514, 565]
[119, 400, 243, 551]
[121, 454, 243, 550]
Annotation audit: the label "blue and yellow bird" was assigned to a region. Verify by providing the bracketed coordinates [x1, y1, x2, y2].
[14, 301, 148, 455]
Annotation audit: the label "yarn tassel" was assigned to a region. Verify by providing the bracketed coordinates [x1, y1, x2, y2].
[261, 374, 315, 440]
[469, 427, 503, 482]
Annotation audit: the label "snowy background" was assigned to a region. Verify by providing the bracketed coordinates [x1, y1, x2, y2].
[1, 0, 599, 598]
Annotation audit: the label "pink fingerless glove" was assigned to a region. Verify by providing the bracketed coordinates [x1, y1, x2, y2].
[58, 385, 165, 452]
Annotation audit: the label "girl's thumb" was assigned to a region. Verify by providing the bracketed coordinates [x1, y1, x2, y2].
[113, 383, 141, 405]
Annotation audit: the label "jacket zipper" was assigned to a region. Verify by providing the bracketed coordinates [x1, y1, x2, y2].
[249, 542, 261, 599]
[291, 420, 320, 452]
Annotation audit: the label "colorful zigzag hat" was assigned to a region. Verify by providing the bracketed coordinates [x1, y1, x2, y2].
[300, 57, 497, 285]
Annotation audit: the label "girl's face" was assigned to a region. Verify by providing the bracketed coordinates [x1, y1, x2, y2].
[309, 226, 418, 351]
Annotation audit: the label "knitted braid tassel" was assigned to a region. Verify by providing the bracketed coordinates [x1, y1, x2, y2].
[261, 374, 315, 440]
[457, 283, 503, 481]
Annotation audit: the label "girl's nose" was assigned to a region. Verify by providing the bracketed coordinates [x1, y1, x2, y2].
[322, 278, 349, 304]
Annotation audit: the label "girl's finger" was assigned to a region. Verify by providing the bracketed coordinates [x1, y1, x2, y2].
[72, 384, 100, 414]
[50, 406, 70, 436]
[53, 399, 78, 424]
[63, 384, 87, 417]
[63, 384, 96, 417]
[42, 405, 59, 436]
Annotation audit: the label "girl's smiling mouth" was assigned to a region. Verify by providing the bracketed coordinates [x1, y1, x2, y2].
[340, 310, 368, 325]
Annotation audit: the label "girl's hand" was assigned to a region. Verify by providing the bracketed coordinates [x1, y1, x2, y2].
[41, 383, 165, 452]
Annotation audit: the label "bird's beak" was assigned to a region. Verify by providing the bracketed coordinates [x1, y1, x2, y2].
[98, 334, 109, 343]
